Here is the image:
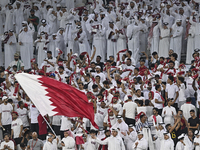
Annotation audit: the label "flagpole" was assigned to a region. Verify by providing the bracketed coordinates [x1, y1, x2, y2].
[41, 115, 57, 137]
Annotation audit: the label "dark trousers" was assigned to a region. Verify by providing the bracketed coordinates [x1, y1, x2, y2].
[52, 125, 61, 136]
[14, 137, 22, 145]
[125, 118, 135, 126]
[172, 103, 178, 112]
[31, 123, 39, 135]
[3, 124, 11, 135]
[158, 109, 162, 116]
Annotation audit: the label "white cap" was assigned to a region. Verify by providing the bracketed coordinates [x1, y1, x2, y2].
[95, 66, 101, 69]
[178, 134, 184, 139]
[22, 21, 28, 24]
[57, 4, 61, 7]
[2, 96, 8, 101]
[138, 131, 143, 135]
[112, 128, 118, 132]
[176, 19, 182, 23]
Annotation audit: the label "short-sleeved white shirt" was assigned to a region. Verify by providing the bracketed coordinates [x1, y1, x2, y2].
[123, 101, 137, 119]
[0, 141, 14, 150]
[154, 92, 163, 109]
[166, 83, 179, 103]
[16, 108, 29, 127]
[179, 83, 186, 102]
[0, 103, 13, 125]
[43, 57, 56, 73]
[30, 104, 39, 124]
[103, 114, 117, 128]
[11, 118, 23, 138]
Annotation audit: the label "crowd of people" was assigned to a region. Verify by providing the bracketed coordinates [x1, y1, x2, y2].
[1, 0, 200, 149]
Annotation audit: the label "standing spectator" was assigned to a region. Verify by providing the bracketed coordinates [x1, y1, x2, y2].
[3, 30, 17, 69]
[188, 110, 199, 132]
[0, 96, 13, 135]
[18, 24, 35, 70]
[11, 111, 23, 148]
[181, 97, 196, 121]
[27, 132, 43, 150]
[123, 95, 137, 126]
[162, 99, 177, 125]
[61, 130, 76, 150]
[17, 101, 29, 129]
[28, 9, 39, 33]
[165, 75, 179, 111]
[30, 104, 40, 135]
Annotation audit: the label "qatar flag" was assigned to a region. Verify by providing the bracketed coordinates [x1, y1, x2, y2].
[15, 73, 98, 129]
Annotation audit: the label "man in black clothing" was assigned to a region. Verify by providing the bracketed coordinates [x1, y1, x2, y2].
[95, 56, 104, 71]
[188, 109, 199, 132]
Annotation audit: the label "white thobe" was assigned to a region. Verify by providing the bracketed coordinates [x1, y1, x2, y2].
[150, 24, 159, 54]
[106, 27, 118, 59]
[13, 7, 24, 35]
[4, 34, 17, 68]
[96, 136, 126, 150]
[132, 137, 148, 150]
[180, 103, 196, 121]
[160, 139, 174, 150]
[194, 136, 200, 150]
[77, 31, 91, 56]
[159, 27, 170, 58]
[43, 141, 57, 150]
[175, 141, 185, 150]
[48, 10, 57, 35]
[170, 24, 183, 62]
[61, 136, 75, 150]
[18, 25, 34, 69]
[38, 25, 50, 36]
[92, 27, 106, 62]
[124, 130, 137, 150]
[162, 106, 177, 125]
[186, 25, 195, 64]
[35, 36, 49, 68]
[4, 9, 14, 32]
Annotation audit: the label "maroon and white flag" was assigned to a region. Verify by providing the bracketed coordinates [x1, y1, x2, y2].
[15, 73, 98, 129]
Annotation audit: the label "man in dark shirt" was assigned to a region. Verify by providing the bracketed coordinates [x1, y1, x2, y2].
[95, 56, 104, 71]
[188, 109, 199, 132]
[28, 9, 39, 32]
[0, 71, 5, 84]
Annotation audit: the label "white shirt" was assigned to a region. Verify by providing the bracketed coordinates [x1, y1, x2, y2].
[52, 115, 62, 126]
[61, 136, 75, 150]
[0, 141, 14, 150]
[60, 116, 71, 131]
[44, 57, 57, 73]
[43, 141, 57, 150]
[85, 136, 99, 150]
[30, 104, 40, 124]
[160, 139, 174, 150]
[123, 101, 137, 119]
[11, 118, 23, 139]
[95, 106, 107, 127]
[166, 83, 179, 103]
[16, 108, 29, 127]
[149, 115, 163, 134]
[0, 103, 13, 125]
[103, 114, 117, 129]
[96, 135, 126, 150]
[154, 92, 163, 109]
[162, 106, 177, 125]
[132, 137, 148, 150]
[181, 103, 196, 121]
[93, 72, 106, 83]
[179, 83, 186, 102]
